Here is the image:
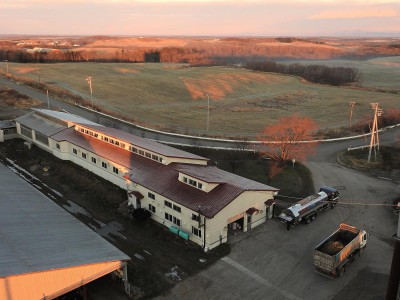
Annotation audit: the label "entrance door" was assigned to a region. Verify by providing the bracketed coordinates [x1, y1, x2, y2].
[247, 215, 252, 230]
[136, 198, 141, 209]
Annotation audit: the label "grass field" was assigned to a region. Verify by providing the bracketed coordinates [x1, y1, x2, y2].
[4, 60, 400, 137]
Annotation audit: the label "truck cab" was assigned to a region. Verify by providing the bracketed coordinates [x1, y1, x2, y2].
[359, 230, 368, 249]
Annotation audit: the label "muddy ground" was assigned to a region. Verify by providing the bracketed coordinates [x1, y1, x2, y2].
[0, 139, 229, 299]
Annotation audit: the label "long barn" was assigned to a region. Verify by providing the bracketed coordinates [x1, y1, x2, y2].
[14, 109, 279, 251]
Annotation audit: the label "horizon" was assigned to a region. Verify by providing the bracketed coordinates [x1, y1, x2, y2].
[0, 0, 399, 37]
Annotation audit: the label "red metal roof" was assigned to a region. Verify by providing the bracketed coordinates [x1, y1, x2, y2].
[246, 207, 260, 215]
[76, 123, 208, 161]
[51, 128, 278, 218]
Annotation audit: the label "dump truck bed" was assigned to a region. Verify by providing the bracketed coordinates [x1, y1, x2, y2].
[313, 225, 360, 274]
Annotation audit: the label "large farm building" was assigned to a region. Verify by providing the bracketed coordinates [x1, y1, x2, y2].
[14, 109, 278, 251]
[0, 162, 130, 299]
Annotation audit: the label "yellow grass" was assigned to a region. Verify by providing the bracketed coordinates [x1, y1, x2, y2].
[5, 62, 400, 137]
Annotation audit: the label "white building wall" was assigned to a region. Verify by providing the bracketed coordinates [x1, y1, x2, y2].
[205, 190, 276, 251]
[14, 121, 276, 251]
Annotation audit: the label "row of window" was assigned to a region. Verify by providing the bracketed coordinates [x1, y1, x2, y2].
[77, 126, 164, 164]
[183, 176, 203, 190]
[150, 206, 201, 238]
[72, 147, 119, 174]
[164, 200, 181, 213]
[129, 146, 163, 163]
[165, 212, 181, 226]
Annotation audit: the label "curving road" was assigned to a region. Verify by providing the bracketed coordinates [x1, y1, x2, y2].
[1, 75, 399, 156]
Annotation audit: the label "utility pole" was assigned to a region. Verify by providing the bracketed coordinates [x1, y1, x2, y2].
[4, 60, 9, 80]
[37, 66, 41, 84]
[367, 103, 383, 163]
[205, 93, 210, 132]
[46, 90, 50, 110]
[85, 76, 93, 108]
[349, 101, 357, 127]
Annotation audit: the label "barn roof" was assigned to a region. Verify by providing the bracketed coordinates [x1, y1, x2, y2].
[0, 163, 129, 279]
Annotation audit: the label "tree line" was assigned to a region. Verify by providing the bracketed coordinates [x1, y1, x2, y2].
[245, 61, 359, 86]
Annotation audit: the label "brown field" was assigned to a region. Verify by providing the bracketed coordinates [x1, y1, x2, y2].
[4, 61, 399, 137]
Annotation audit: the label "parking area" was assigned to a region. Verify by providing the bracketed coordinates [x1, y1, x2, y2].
[156, 161, 398, 300]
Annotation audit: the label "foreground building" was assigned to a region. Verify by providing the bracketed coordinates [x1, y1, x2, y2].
[15, 109, 278, 251]
[0, 163, 130, 299]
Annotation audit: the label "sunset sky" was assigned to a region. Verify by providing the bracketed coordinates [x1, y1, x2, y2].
[0, 0, 399, 36]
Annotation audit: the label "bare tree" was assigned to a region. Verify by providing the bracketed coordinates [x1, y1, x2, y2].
[266, 160, 283, 185]
[259, 114, 318, 164]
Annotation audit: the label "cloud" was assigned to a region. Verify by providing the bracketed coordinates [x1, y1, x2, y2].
[309, 8, 398, 19]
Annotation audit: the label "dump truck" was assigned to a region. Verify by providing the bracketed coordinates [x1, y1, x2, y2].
[278, 186, 339, 229]
[313, 223, 368, 277]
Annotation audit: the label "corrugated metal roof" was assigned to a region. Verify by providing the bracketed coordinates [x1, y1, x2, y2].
[15, 112, 67, 136]
[76, 123, 208, 161]
[0, 120, 15, 129]
[0, 163, 130, 278]
[51, 129, 278, 218]
[32, 108, 100, 126]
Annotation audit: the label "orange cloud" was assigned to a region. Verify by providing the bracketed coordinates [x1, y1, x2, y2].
[309, 8, 398, 19]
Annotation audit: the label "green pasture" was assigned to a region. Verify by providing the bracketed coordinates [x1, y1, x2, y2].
[4, 61, 399, 137]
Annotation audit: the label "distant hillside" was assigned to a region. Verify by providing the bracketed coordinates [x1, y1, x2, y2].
[0, 36, 399, 64]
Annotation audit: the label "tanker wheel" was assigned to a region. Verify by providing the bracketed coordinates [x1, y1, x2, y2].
[311, 214, 316, 221]
[306, 217, 311, 224]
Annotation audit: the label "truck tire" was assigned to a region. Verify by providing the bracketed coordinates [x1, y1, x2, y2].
[306, 217, 311, 224]
[311, 214, 317, 221]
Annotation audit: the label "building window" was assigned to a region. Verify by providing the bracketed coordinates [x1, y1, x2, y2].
[35, 132, 49, 146]
[132, 147, 137, 153]
[188, 179, 197, 187]
[82, 153, 87, 159]
[149, 204, 156, 213]
[112, 166, 119, 174]
[104, 137, 109, 142]
[148, 192, 155, 200]
[173, 205, 181, 213]
[165, 213, 180, 226]
[173, 217, 181, 226]
[73, 148, 77, 155]
[145, 152, 151, 158]
[192, 213, 200, 222]
[91, 157, 97, 164]
[183, 177, 188, 183]
[164, 200, 172, 208]
[165, 212, 172, 222]
[56, 143, 60, 149]
[198, 183, 203, 189]
[20, 126, 33, 139]
[152, 154, 158, 161]
[192, 226, 202, 237]
[139, 150, 144, 156]
[102, 162, 107, 169]
[94, 133, 98, 138]
[120, 143, 125, 148]
[115, 141, 120, 146]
